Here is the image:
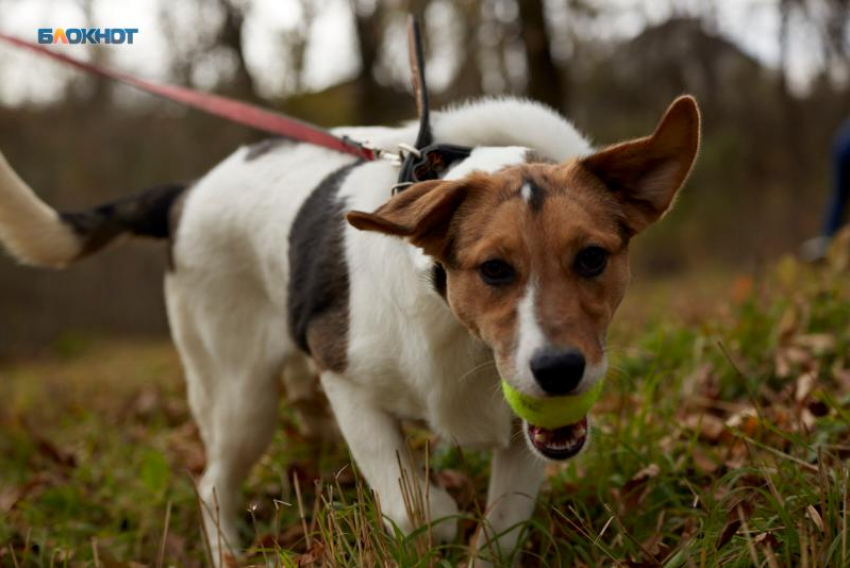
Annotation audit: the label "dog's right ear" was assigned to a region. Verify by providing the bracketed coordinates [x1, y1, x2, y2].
[347, 180, 468, 258]
[580, 95, 700, 235]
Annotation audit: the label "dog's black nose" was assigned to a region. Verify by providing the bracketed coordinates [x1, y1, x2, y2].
[530, 348, 586, 395]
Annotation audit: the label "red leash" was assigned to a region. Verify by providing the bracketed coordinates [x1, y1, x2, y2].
[0, 32, 377, 161]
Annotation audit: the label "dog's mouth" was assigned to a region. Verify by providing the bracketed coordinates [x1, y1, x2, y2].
[527, 416, 588, 460]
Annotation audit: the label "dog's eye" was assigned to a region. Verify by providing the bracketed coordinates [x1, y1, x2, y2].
[574, 247, 608, 278]
[479, 259, 516, 286]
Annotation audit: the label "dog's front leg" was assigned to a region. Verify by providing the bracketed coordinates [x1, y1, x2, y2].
[321, 372, 459, 542]
[474, 432, 545, 567]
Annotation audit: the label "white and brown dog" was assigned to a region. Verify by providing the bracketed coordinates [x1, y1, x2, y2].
[0, 95, 699, 564]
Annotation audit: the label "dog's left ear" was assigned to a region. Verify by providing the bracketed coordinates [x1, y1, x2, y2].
[580, 95, 700, 234]
[347, 179, 467, 258]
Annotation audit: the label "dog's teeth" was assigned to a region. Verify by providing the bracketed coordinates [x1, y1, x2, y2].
[533, 430, 549, 444]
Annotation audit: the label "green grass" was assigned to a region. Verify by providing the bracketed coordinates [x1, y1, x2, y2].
[1, 255, 849, 566]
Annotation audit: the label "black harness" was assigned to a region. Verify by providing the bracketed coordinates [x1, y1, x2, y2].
[396, 17, 472, 188]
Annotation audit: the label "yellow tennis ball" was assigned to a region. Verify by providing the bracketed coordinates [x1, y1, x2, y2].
[500, 379, 604, 429]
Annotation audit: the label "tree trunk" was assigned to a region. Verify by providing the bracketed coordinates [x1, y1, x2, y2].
[351, 0, 386, 124]
[517, 0, 566, 112]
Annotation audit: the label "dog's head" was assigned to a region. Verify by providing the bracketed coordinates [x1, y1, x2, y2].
[348, 96, 700, 460]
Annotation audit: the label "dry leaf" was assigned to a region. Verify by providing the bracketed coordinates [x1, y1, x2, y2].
[692, 448, 719, 474]
[795, 371, 818, 403]
[754, 532, 781, 568]
[776, 306, 799, 345]
[786, 346, 815, 368]
[625, 464, 660, 489]
[775, 350, 791, 378]
[724, 440, 749, 470]
[806, 505, 825, 533]
[621, 464, 660, 512]
[0, 485, 23, 513]
[731, 276, 754, 304]
[298, 541, 326, 565]
[726, 409, 759, 436]
[685, 413, 725, 442]
[795, 334, 836, 355]
[827, 225, 850, 271]
[716, 499, 754, 549]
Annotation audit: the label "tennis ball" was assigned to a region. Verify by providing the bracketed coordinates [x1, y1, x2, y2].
[500, 379, 604, 429]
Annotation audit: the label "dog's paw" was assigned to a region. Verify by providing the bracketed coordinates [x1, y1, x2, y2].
[382, 485, 459, 543]
[427, 486, 460, 543]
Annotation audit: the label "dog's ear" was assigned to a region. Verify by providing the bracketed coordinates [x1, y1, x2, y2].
[580, 95, 700, 234]
[347, 179, 467, 258]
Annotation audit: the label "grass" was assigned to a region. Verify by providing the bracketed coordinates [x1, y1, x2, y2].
[1, 251, 849, 566]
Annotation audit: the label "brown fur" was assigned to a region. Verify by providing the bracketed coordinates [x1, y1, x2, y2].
[307, 309, 349, 373]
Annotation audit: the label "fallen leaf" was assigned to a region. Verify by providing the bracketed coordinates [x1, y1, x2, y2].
[776, 306, 799, 345]
[827, 225, 850, 271]
[754, 532, 781, 568]
[775, 350, 791, 378]
[625, 464, 660, 490]
[726, 409, 759, 437]
[786, 346, 815, 369]
[799, 408, 817, 431]
[621, 464, 660, 511]
[795, 334, 836, 355]
[724, 440, 749, 469]
[795, 371, 817, 403]
[692, 448, 719, 474]
[298, 541, 326, 565]
[685, 413, 726, 442]
[29, 430, 77, 468]
[0, 485, 23, 513]
[806, 505, 825, 533]
[716, 499, 754, 549]
[731, 276, 754, 304]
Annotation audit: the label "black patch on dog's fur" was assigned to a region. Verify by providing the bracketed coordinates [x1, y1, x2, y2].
[166, 185, 193, 271]
[430, 262, 447, 298]
[244, 137, 291, 161]
[287, 161, 361, 371]
[524, 178, 548, 213]
[524, 149, 556, 164]
[60, 183, 187, 258]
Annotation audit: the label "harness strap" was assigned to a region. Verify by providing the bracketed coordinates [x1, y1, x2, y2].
[397, 17, 472, 187]
[0, 32, 377, 161]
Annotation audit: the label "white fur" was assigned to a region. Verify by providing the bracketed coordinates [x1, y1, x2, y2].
[0, 97, 594, 564]
[0, 151, 82, 267]
[443, 146, 530, 180]
[514, 280, 547, 396]
[431, 98, 592, 161]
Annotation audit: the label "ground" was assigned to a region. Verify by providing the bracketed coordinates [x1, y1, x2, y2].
[1, 247, 849, 567]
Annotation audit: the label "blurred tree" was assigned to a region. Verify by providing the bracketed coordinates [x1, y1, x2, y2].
[213, 0, 259, 101]
[777, 0, 809, 194]
[518, 0, 566, 111]
[281, 0, 318, 93]
[439, 0, 484, 102]
[76, 0, 112, 109]
[351, 0, 389, 123]
[157, 0, 257, 101]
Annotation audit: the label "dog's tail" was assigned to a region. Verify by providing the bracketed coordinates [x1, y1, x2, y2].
[0, 150, 186, 268]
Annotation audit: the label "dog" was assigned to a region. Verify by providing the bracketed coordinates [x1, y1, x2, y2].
[0, 95, 699, 564]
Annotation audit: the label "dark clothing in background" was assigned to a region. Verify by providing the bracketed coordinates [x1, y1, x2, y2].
[823, 119, 850, 237]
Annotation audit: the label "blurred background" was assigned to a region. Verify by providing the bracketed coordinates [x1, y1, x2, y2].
[0, 0, 848, 356]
